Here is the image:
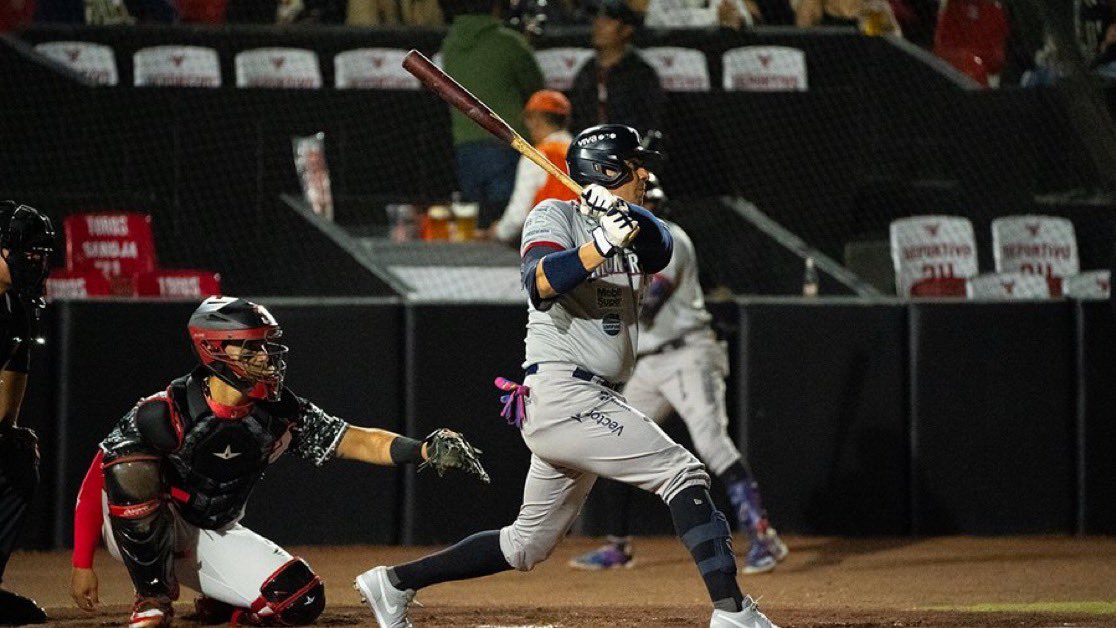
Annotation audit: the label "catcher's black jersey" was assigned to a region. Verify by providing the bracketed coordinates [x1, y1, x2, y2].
[0, 294, 30, 373]
[101, 368, 348, 529]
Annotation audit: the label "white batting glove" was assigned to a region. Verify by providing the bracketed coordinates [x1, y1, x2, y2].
[578, 184, 627, 219]
[591, 209, 640, 257]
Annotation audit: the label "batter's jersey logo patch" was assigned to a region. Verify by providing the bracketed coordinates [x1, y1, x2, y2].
[602, 313, 622, 336]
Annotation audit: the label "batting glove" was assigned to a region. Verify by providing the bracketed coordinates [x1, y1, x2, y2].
[592, 209, 640, 257]
[578, 184, 627, 219]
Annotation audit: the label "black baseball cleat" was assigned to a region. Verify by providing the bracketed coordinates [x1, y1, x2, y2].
[0, 589, 47, 625]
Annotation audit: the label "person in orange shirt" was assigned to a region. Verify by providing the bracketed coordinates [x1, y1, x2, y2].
[483, 90, 577, 244]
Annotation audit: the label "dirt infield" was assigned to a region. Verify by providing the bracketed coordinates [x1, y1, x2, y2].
[8, 536, 1116, 627]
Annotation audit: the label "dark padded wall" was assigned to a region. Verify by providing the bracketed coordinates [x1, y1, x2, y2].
[740, 301, 909, 535]
[240, 300, 403, 544]
[404, 303, 533, 545]
[1076, 301, 1116, 534]
[909, 302, 1076, 534]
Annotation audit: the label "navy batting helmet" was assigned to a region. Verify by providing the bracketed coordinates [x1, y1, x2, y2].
[567, 124, 663, 189]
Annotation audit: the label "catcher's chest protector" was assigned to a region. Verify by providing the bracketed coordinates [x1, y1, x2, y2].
[165, 374, 296, 529]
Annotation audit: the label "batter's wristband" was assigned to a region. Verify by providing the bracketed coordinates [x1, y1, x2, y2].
[389, 436, 424, 465]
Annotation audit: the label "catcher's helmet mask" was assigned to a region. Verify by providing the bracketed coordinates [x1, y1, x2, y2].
[0, 201, 55, 310]
[188, 297, 288, 402]
[567, 124, 663, 189]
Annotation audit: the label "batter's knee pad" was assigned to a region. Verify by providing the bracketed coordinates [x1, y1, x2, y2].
[243, 558, 324, 626]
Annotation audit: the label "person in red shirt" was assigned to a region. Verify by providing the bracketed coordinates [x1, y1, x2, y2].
[484, 90, 578, 244]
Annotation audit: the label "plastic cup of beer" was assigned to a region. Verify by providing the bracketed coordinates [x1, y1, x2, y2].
[451, 201, 479, 242]
[425, 205, 452, 241]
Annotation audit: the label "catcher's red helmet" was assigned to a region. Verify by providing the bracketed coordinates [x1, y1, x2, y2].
[187, 297, 287, 402]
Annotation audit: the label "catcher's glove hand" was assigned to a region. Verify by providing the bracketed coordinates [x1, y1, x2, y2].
[418, 429, 491, 484]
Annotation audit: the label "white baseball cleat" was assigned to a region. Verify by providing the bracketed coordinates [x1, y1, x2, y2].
[354, 566, 416, 628]
[709, 596, 779, 628]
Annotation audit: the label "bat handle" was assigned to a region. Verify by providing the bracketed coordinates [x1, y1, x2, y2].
[510, 136, 583, 197]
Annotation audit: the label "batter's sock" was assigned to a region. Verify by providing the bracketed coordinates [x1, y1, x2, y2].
[669, 486, 744, 613]
[717, 459, 754, 487]
[390, 530, 512, 591]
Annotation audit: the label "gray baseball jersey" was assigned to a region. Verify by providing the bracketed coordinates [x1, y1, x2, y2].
[519, 199, 649, 383]
[638, 221, 712, 354]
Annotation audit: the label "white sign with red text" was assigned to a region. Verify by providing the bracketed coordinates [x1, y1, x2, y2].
[992, 215, 1079, 278]
[890, 215, 978, 297]
[236, 48, 322, 89]
[641, 47, 710, 92]
[1063, 270, 1110, 299]
[535, 47, 593, 91]
[35, 41, 118, 86]
[335, 48, 421, 90]
[723, 46, 807, 92]
[967, 272, 1051, 299]
[134, 46, 221, 87]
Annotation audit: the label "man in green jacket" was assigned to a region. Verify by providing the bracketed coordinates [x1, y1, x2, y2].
[442, 0, 545, 226]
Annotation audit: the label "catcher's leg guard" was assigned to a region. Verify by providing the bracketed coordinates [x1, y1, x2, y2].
[238, 558, 324, 626]
[104, 455, 178, 600]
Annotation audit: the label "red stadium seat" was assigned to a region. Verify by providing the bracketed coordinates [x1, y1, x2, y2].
[45, 269, 113, 300]
[933, 0, 1009, 85]
[64, 212, 157, 297]
[910, 277, 969, 297]
[136, 270, 222, 298]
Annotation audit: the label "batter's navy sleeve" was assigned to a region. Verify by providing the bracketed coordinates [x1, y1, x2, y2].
[522, 243, 589, 312]
[626, 203, 672, 273]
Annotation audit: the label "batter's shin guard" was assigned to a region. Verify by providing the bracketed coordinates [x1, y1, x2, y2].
[104, 457, 178, 600]
[669, 486, 743, 612]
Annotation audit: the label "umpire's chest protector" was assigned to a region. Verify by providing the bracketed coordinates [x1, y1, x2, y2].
[164, 374, 296, 528]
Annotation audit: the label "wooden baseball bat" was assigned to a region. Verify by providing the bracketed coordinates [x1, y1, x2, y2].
[402, 50, 583, 196]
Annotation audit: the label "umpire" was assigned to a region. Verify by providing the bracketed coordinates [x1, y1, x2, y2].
[0, 201, 54, 625]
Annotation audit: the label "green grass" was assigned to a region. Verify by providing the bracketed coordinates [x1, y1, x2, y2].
[926, 602, 1116, 615]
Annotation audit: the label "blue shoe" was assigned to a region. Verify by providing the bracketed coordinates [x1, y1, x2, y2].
[742, 540, 777, 575]
[569, 542, 634, 570]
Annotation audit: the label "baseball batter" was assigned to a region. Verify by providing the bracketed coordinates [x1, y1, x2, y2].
[69, 297, 488, 627]
[570, 176, 789, 574]
[355, 125, 778, 628]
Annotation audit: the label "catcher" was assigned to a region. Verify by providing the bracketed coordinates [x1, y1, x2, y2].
[69, 296, 488, 627]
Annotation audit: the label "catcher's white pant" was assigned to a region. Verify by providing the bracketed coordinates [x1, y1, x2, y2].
[100, 492, 292, 607]
[499, 364, 709, 571]
[622, 334, 742, 476]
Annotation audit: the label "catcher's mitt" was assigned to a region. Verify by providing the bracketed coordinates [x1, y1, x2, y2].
[418, 429, 491, 484]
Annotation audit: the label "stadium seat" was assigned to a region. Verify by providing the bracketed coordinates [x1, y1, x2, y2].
[889, 215, 979, 298]
[64, 212, 158, 297]
[933, 0, 1009, 86]
[34, 41, 119, 86]
[991, 215, 1078, 298]
[45, 269, 112, 300]
[534, 47, 594, 91]
[136, 269, 221, 298]
[134, 45, 221, 87]
[1063, 270, 1111, 299]
[235, 48, 322, 89]
[335, 48, 420, 90]
[966, 272, 1051, 299]
[640, 47, 710, 92]
[722, 46, 807, 91]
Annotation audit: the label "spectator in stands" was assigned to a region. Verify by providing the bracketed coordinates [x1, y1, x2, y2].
[568, 0, 664, 135]
[482, 90, 577, 245]
[225, 0, 344, 23]
[178, 0, 227, 23]
[796, 0, 921, 37]
[346, 0, 443, 26]
[442, 0, 545, 227]
[643, 0, 770, 28]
